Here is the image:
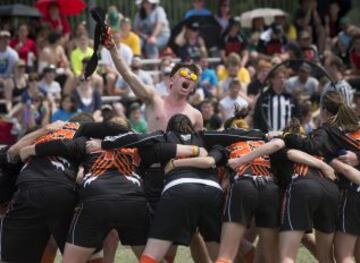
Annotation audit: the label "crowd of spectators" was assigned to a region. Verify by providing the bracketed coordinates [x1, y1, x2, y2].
[0, 0, 360, 144]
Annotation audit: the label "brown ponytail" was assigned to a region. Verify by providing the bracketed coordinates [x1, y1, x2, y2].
[224, 104, 249, 129]
[322, 90, 359, 132]
[283, 118, 305, 135]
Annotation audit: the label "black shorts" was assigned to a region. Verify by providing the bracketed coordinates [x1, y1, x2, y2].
[223, 177, 280, 228]
[281, 175, 339, 233]
[338, 189, 360, 236]
[149, 184, 224, 246]
[143, 166, 165, 212]
[68, 195, 150, 248]
[0, 184, 77, 263]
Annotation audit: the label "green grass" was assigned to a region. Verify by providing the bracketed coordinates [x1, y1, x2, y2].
[55, 245, 316, 262]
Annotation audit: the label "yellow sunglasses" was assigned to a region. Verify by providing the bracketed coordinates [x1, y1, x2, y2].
[179, 69, 198, 81]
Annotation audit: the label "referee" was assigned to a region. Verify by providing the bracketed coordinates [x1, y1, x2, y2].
[253, 67, 300, 132]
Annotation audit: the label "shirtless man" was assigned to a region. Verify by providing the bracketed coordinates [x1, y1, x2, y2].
[102, 31, 211, 263]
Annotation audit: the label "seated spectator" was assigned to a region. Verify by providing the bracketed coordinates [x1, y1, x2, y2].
[10, 24, 37, 70]
[101, 30, 133, 95]
[20, 73, 43, 106]
[350, 35, 360, 75]
[155, 58, 174, 96]
[219, 79, 248, 121]
[134, 0, 170, 58]
[128, 102, 148, 133]
[298, 30, 319, 62]
[42, 2, 71, 41]
[285, 63, 319, 98]
[219, 19, 249, 67]
[217, 53, 251, 94]
[196, 53, 218, 99]
[70, 33, 93, 77]
[247, 59, 272, 107]
[4, 60, 28, 112]
[106, 5, 123, 32]
[51, 94, 79, 122]
[0, 30, 19, 89]
[251, 17, 266, 35]
[253, 67, 299, 132]
[185, 0, 212, 19]
[323, 56, 353, 105]
[120, 17, 141, 56]
[215, 0, 233, 33]
[175, 22, 207, 62]
[38, 65, 62, 103]
[115, 56, 153, 99]
[38, 32, 74, 95]
[200, 100, 222, 130]
[72, 77, 101, 114]
[257, 23, 287, 58]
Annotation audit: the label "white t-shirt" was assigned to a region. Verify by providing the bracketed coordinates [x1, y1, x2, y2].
[0, 46, 19, 78]
[322, 80, 354, 105]
[219, 95, 248, 121]
[155, 80, 169, 96]
[285, 76, 319, 97]
[134, 6, 170, 38]
[38, 80, 61, 98]
[101, 43, 133, 68]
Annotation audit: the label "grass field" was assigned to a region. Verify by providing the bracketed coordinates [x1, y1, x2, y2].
[55, 245, 316, 262]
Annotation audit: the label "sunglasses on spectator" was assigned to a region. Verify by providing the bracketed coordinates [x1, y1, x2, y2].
[179, 69, 198, 81]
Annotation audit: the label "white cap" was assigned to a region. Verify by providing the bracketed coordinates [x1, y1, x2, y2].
[135, 0, 159, 6]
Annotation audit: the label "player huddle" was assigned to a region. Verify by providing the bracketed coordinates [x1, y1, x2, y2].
[1, 27, 360, 263]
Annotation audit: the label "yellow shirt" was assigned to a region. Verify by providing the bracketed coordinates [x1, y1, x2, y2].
[286, 24, 297, 41]
[217, 65, 251, 85]
[121, 31, 141, 56]
[70, 47, 94, 76]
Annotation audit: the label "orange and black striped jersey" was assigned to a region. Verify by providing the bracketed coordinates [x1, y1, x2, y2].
[293, 155, 323, 177]
[228, 140, 271, 176]
[34, 122, 80, 145]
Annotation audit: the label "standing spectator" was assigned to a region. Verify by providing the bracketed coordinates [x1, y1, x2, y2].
[72, 77, 101, 114]
[38, 32, 74, 95]
[185, 0, 212, 18]
[215, 0, 233, 33]
[247, 59, 272, 106]
[128, 102, 148, 133]
[298, 30, 319, 62]
[218, 52, 251, 94]
[70, 33, 93, 77]
[134, 0, 170, 58]
[253, 67, 299, 132]
[274, 14, 297, 41]
[101, 30, 133, 95]
[115, 56, 153, 99]
[0, 30, 18, 82]
[219, 79, 248, 121]
[219, 19, 249, 67]
[324, 1, 342, 39]
[257, 23, 287, 58]
[323, 56, 353, 105]
[10, 24, 37, 69]
[285, 63, 319, 98]
[51, 95, 78, 122]
[200, 100, 222, 130]
[42, 2, 71, 40]
[120, 17, 141, 56]
[4, 60, 28, 112]
[175, 22, 207, 62]
[106, 5, 123, 32]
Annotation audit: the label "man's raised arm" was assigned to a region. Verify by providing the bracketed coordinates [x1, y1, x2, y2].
[104, 36, 156, 103]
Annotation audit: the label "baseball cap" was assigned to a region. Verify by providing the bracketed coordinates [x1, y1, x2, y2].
[0, 31, 10, 38]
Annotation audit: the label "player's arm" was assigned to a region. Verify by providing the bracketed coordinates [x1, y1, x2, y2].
[104, 36, 156, 104]
[19, 137, 87, 163]
[330, 158, 360, 185]
[287, 149, 336, 181]
[228, 138, 285, 170]
[75, 121, 130, 138]
[101, 130, 166, 150]
[201, 128, 266, 148]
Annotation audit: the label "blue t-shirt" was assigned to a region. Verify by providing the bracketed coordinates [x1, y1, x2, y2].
[185, 9, 212, 18]
[51, 109, 78, 122]
[200, 68, 218, 86]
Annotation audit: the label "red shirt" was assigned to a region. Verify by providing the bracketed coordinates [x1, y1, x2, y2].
[350, 50, 360, 70]
[42, 15, 71, 35]
[10, 38, 37, 63]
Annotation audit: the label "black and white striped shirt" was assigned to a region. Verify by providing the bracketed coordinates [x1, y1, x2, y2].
[253, 87, 299, 132]
[322, 80, 354, 106]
